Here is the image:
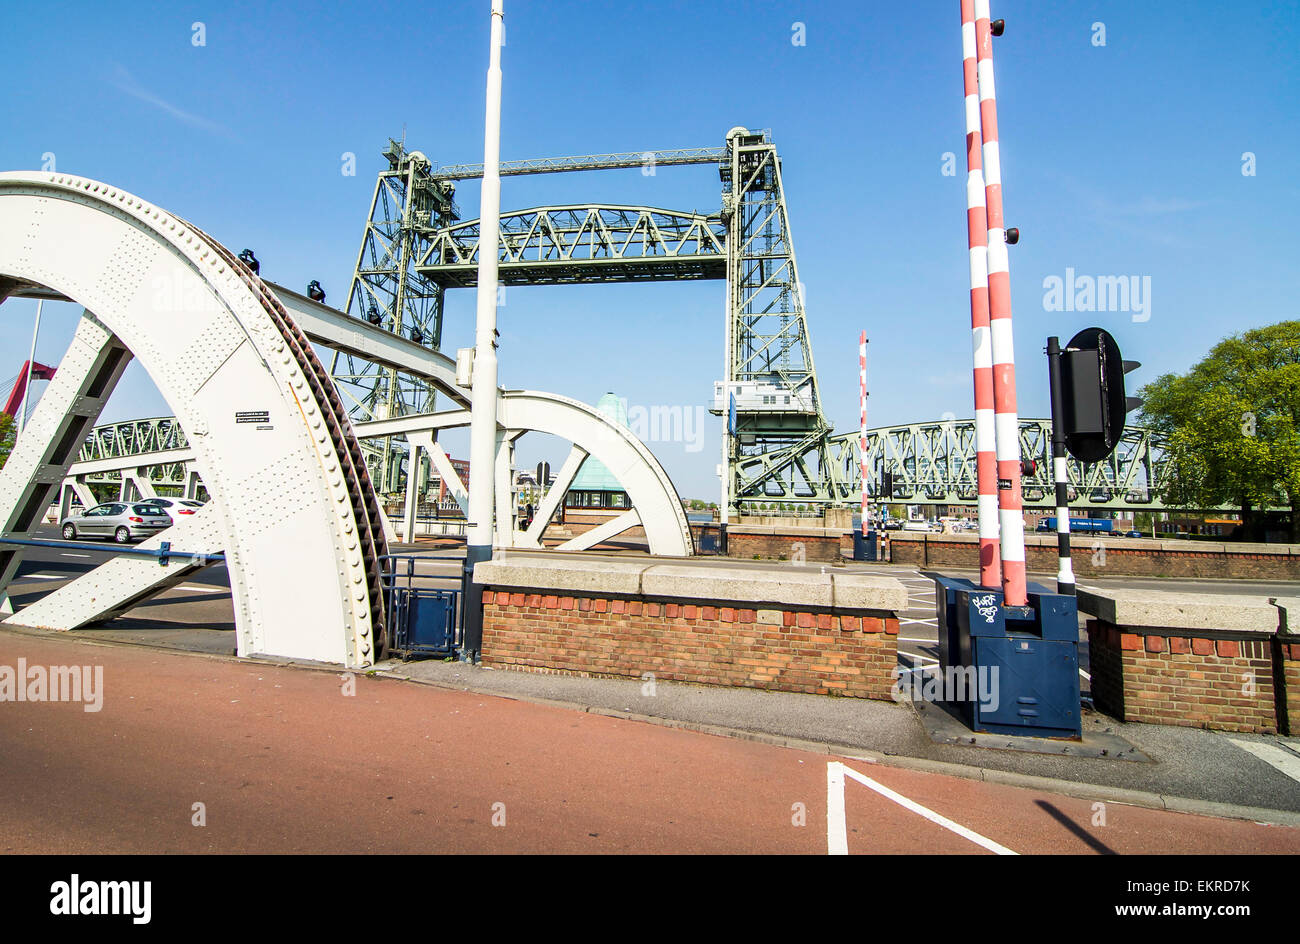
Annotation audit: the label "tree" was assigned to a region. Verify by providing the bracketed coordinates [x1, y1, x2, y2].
[0, 413, 14, 470]
[1138, 321, 1300, 541]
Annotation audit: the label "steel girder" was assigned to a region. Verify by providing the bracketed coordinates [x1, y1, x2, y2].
[429, 147, 727, 181]
[0, 171, 387, 666]
[416, 205, 726, 287]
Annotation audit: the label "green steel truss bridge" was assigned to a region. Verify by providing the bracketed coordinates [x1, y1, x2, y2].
[828, 419, 1173, 511]
[334, 128, 833, 509]
[70, 414, 1190, 512]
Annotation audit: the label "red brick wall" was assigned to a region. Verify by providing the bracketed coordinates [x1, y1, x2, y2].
[1086, 619, 1277, 734]
[892, 535, 1300, 580]
[481, 589, 899, 699]
[723, 531, 844, 563]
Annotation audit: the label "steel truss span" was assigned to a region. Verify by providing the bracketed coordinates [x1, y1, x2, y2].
[418, 205, 726, 287]
[0, 172, 388, 667]
[824, 418, 1175, 511]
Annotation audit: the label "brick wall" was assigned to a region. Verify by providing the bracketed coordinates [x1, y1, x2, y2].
[1086, 619, 1277, 734]
[724, 529, 844, 563]
[892, 533, 1300, 580]
[480, 589, 899, 699]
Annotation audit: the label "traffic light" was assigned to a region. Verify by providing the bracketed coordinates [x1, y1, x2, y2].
[881, 471, 894, 498]
[1020, 458, 1037, 478]
[1059, 327, 1141, 463]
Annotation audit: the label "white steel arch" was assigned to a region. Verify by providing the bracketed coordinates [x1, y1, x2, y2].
[0, 172, 387, 666]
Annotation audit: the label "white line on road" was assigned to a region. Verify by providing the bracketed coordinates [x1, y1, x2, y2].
[898, 636, 938, 644]
[1228, 738, 1300, 785]
[18, 574, 64, 581]
[827, 762, 848, 855]
[175, 584, 230, 594]
[827, 761, 1017, 856]
[899, 651, 939, 664]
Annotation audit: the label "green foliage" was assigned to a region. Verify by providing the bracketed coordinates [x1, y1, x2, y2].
[0, 413, 13, 469]
[1138, 320, 1300, 535]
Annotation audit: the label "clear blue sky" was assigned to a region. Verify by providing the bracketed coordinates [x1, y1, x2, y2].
[3, 0, 1297, 499]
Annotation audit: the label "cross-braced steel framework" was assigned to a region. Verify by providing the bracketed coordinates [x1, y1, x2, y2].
[418, 206, 725, 286]
[828, 418, 1176, 510]
[336, 128, 845, 511]
[331, 140, 458, 493]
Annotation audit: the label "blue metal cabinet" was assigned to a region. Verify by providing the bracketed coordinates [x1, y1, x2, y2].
[932, 576, 1082, 739]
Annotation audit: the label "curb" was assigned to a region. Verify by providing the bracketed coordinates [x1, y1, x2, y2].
[3, 624, 1298, 830]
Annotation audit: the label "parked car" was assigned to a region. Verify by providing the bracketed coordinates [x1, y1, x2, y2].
[139, 497, 205, 524]
[61, 502, 173, 544]
[1123, 529, 1143, 538]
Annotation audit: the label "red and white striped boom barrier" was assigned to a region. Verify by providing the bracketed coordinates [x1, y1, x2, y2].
[960, 0, 1001, 590]
[973, 0, 1027, 607]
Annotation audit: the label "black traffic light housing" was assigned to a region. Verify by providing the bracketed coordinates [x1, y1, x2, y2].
[881, 471, 894, 498]
[1059, 327, 1141, 463]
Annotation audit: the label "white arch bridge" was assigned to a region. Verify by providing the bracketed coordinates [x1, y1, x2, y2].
[0, 172, 693, 667]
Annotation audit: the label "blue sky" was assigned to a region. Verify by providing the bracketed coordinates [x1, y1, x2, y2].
[2, 0, 1297, 499]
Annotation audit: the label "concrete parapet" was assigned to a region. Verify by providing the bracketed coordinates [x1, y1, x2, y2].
[1079, 588, 1286, 734]
[1078, 588, 1279, 634]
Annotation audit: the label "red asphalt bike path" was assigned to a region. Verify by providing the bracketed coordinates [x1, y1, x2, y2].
[0, 632, 1296, 855]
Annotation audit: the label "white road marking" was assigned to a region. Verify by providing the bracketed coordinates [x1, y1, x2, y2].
[899, 655, 941, 670]
[827, 763, 848, 855]
[174, 584, 230, 594]
[898, 636, 938, 645]
[827, 761, 1017, 856]
[1228, 738, 1300, 785]
[18, 574, 63, 581]
[1078, 669, 1091, 681]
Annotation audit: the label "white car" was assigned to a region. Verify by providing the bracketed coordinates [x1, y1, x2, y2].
[139, 497, 205, 524]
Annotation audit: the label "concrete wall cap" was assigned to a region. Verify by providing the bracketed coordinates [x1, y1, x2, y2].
[832, 572, 909, 611]
[474, 557, 647, 594]
[1078, 587, 1280, 633]
[641, 563, 834, 607]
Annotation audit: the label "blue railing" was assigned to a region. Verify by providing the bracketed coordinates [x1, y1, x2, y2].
[378, 554, 460, 661]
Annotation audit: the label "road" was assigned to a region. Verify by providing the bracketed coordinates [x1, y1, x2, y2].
[9, 531, 1296, 690]
[0, 630, 1295, 854]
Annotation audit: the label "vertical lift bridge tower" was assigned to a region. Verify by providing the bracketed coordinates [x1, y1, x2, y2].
[332, 128, 848, 516]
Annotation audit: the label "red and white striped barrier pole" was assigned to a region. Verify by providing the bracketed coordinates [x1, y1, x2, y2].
[960, 0, 1001, 590]
[859, 331, 869, 540]
[973, 0, 1027, 606]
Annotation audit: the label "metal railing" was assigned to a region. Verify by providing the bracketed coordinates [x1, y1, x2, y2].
[378, 554, 460, 661]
